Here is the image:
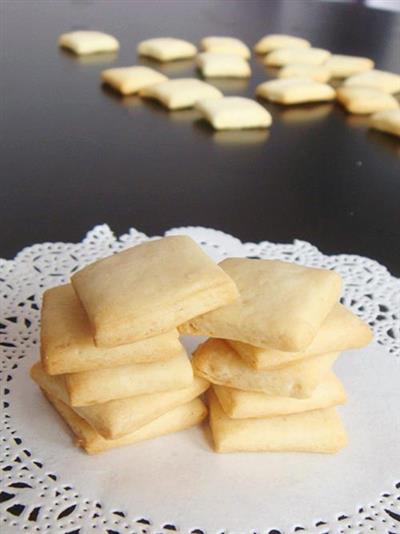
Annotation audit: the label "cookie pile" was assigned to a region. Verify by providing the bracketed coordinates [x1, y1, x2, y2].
[180, 258, 372, 453]
[58, 30, 400, 138]
[30, 236, 239, 453]
[31, 237, 372, 455]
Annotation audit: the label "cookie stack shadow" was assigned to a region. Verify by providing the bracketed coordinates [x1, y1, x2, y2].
[30, 235, 239, 454]
[182, 258, 372, 453]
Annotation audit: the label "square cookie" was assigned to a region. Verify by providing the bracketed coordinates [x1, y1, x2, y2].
[40, 284, 183, 375]
[213, 371, 347, 419]
[137, 37, 197, 62]
[44, 391, 207, 454]
[196, 97, 272, 130]
[71, 236, 238, 347]
[140, 78, 223, 110]
[31, 362, 209, 439]
[58, 31, 119, 55]
[101, 66, 167, 95]
[254, 34, 310, 54]
[196, 53, 251, 78]
[343, 69, 400, 94]
[369, 109, 400, 138]
[324, 54, 374, 78]
[208, 390, 347, 453]
[65, 346, 194, 406]
[264, 47, 331, 67]
[336, 86, 399, 114]
[201, 36, 251, 59]
[228, 303, 372, 370]
[278, 63, 331, 83]
[180, 258, 342, 351]
[192, 339, 338, 398]
[256, 78, 335, 105]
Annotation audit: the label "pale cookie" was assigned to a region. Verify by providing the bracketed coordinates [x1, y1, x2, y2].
[264, 47, 331, 67]
[343, 69, 400, 94]
[369, 109, 400, 138]
[137, 37, 197, 62]
[278, 63, 331, 83]
[213, 371, 346, 419]
[192, 339, 338, 399]
[44, 391, 207, 454]
[101, 66, 167, 95]
[71, 236, 238, 347]
[140, 78, 223, 110]
[58, 31, 119, 55]
[256, 78, 335, 105]
[201, 36, 251, 59]
[208, 390, 347, 453]
[64, 347, 194, 406]
[180, 258, 342, 351]
[196, 53, 251, 78]
[254, 34, 310, 54]
[336, 86, 399, 114]
[228, 303, 372, 370]
[324, 54, 374, 78]
[40, 284, 182, 375]
[31, 362, 209, 439]
[195, 97, 272, 130]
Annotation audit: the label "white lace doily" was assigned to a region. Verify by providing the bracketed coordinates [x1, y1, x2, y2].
[1, 225, 399, 534]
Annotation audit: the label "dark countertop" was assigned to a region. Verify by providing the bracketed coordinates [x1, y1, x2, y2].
[1, 0, 399, 274]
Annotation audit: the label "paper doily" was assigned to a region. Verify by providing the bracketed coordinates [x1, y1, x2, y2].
[1, 225, 399, 534]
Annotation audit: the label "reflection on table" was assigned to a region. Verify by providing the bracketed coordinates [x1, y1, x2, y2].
[204, 77, 250, 94]
[367, 129, 400, 157]
[138, 56, 196, 76]
[58, 47, 118, 66]
[345, 114, 371, 129]
[100, 84, 143, 109]
[212, 129, 270, 146]
[273, 103, 334, 124]
[141, 98, 202, 123]
[193, 119, 270, 145]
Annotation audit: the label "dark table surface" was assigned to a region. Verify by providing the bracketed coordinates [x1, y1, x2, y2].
[1, 0, 400, 274]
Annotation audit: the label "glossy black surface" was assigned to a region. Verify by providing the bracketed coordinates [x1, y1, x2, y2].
[1, 0, 400, 274]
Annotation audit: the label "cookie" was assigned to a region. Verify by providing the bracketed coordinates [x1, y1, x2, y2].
[58, 31, 119, 55]
[65, 347, 194, 406]
[196, 53, 251, 78]
[101, 66, 167, 95]
[228, 303, 372, 370]
[343, 69, 400, 94]
[369, 109, 400, 138]
[137, 37, 197, 62]
[201, 36, 250, 59]
[180, 258, 342, 351]
[264, 47, 331, 67]
[31, 362, 208, 439]
[254, 34, 310, 54]
[140, 78, 223, 110]
[213, 371, 346, 418]
[324, 54, 374, 78]
[192, 339, 338, 399]
[278, 63, 331, 83]
[44, 391, 207, 454]
[208, 390, 347, 453]
[71, 236, 238, 347]
[256, 78, 335, 105]
[41, 284, 183, 375]
[196, 97, 272, 130]
[336, 86, 399, 114]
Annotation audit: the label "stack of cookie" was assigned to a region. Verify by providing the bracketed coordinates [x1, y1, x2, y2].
[180, 258, 372, 453]
[31, 236, 239, 454]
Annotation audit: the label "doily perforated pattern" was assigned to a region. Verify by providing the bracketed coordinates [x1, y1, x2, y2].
[1, 225, 399, 534]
